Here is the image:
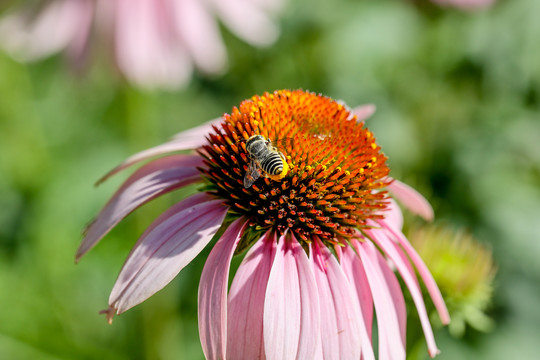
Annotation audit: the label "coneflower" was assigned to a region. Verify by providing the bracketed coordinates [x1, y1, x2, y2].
[78, 89, 450, 359]
[0, 0, 283, 89]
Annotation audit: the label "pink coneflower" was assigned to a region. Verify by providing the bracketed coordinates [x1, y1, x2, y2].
[0, 0, 283, 89]
[430, 0, 495, 10]
[78, 90, 450, 358]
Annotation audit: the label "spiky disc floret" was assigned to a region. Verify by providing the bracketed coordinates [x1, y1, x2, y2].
[199, 90, 391, 245]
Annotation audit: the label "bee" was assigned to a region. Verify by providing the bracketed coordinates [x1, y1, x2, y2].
[243, 135, 289, 188]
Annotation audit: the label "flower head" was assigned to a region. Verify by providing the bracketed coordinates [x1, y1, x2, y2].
[409, 225, 496, 337]
[79, 90, 450, 359]
[201, 90, 390, 242]
[0, 0, 283, 90]
[430, 0, 495, 10]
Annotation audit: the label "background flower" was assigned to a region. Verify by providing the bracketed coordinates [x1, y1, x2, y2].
[430, 0, 495, 10]
[0, 0, 284, 89]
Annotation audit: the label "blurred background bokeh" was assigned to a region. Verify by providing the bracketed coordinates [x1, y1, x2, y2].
[0, 0, 539, 359]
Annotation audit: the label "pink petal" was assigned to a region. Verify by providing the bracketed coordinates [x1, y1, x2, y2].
[311, 240, 372, 360]
[213, 0, 279, 47]
[78, 155, 203, 260]
[374, 247, 407, 346]
[352, 104, 376, 123]
[383, 198, 404, 231]
[379, 219, 451, 326]
[366, 227, 440, 357]
[114, 0, 192, 89]
[354, 240, 406, 360]
[0, 0, 91, 61]
[432, 0, 494, 10]
[66, 0, 94, 68]
[171, 117, 223, 141]
[341, 246, 374, 341]
[387, 179, 434, 221]
[108, 196, 228, 313]
[264, 233, 320, 360]
[172, 0, 227, 74]
[98, 118, 221, 183]
[251, 0, 287, 13]
[227, 231, 276, 359]
[198, 217, 249, 360]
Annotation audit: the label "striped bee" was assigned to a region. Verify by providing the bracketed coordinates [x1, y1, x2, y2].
[243, 135, 289, 188]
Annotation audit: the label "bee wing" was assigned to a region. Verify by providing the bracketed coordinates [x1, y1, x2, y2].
[271, 138, 296, 152]
[244, 160, 262, 188]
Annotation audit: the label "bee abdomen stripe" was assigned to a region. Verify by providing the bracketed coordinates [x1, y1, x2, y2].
[261, 154, 283, 175]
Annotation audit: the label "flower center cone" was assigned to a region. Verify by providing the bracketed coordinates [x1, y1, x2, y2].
[199, 90, 391, 249]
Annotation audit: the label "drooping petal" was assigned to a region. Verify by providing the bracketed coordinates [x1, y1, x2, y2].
[264, 233, 320, 360]
[65, 0, 94, 67]
[213, 0, 279, 47]
[367, 227, 440, 357]
[107, 195, 228, 314]
[354, 240, 406, 360]
[311, 240, 371, 360]
[250, 0, 287, 13]
[198, 217, 249, 360]
[383, 198, 404, 232]
[379, 219, 451, 326]
[374, 247, 407, 346]
[387, 179, 434, 221]
[0, 0, 92, 61]
[114, 0, 192, 89]
[98, 118, 222, 183]
[172, 0, 227, 74]
[227, 232, 276, 359]
[352, 104, 376, 123]
[341, 245, 374, 341]
[78, 155, 203, 260]
[293, 236, 321, 360]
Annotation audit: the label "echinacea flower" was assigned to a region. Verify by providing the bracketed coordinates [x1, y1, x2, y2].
[0, 0, 283, 89]
[78, 90, 450, 359]
[430, 0, 495, 10]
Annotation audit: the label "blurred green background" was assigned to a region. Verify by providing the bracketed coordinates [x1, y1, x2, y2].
[1, 0, 539, 359]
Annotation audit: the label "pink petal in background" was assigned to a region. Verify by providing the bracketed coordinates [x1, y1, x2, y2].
[0, 0, 93, 62]
[172, 0, 227, 74]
